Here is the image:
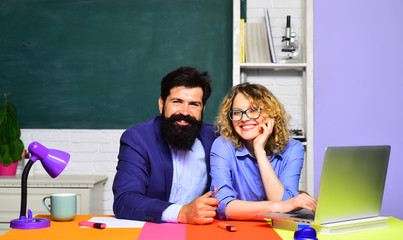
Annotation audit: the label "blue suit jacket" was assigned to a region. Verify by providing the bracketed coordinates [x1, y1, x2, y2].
[112, 116, 216, 222]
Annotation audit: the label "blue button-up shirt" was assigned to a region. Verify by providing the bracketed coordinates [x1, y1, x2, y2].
[210, 136, 304, 220]
[161, 138, 207, 222]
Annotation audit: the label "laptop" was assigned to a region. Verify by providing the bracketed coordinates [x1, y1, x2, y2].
[258, 145, 391, 226]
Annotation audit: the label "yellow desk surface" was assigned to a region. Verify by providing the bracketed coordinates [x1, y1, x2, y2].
[1, 215, 402, 240]
[274, 217, 403, 240]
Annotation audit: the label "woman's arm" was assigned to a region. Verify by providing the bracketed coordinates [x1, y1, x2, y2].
[255, 147, 285, 201]
[225, 193, 317, 220]
[253, 119, 284, 201]
[225, 199, 277, 220]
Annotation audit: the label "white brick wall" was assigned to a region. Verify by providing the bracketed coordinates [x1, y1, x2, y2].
[20, 129, 124, 215]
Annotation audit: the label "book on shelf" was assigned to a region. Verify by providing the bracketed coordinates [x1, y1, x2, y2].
[259, 23, 271, 63]
[244, 22, 253, 63]
[240, 19, 245, 63]
[245, 22, 271, 63]
[264, 8, 277, 63]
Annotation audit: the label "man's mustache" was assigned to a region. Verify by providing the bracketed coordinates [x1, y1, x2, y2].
[168, 114, 199, 125]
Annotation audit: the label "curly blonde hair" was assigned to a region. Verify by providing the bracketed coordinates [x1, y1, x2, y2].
[216, 83, 291, 156]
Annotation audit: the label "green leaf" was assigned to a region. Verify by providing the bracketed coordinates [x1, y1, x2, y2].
[6, 113, 20, 140]
[7, 102, 18, 116]
[0, 123, 7, 144]
[0, 144, 12, 166]
[0, 105, 6, 126]
[0, 142, 6, 154]
[9, 139, 24, 162]
[4, 156, 13, 166]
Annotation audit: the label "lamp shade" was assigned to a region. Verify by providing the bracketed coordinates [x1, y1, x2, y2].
[28, 142, 70, 178]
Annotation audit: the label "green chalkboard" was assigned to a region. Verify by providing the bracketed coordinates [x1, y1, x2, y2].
[0, 0, 232, 129]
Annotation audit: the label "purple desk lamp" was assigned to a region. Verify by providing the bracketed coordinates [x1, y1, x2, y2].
[10, 141, 70, 229]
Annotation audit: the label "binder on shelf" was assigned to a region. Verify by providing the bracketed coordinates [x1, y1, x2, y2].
[240, 19, 245, 63]
[264, 8, 277, 63]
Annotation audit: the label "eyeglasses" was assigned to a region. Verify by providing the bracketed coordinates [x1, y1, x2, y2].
[227, 107, 262, 122]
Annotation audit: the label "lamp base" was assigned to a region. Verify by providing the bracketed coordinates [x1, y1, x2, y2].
[10, 216, 50, 229]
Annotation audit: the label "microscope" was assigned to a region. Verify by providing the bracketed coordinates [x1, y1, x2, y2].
[281, 15, 302, 63]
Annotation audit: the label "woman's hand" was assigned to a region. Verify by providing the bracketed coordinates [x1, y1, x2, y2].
[275, 193, 317, 213]
[253, 118, 275, 153]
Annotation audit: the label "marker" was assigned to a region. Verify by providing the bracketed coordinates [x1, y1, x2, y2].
[210, 185, 216, 198]
[78, 221, 106, 229]
[218, 222, 237, 232]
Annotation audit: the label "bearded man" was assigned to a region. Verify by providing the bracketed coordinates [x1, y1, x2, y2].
[113, 67, 219, 224]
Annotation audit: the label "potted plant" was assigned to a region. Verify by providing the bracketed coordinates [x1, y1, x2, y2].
[0, 93, 24, 176]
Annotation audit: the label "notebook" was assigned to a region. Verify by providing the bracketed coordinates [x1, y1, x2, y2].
[258, 145, 391, 227]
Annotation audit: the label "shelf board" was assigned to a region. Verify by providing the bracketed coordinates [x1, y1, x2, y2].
[240, 63, 307, 70]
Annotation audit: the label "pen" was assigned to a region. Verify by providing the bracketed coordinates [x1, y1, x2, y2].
[210, 185, 216, 198]
[218, 222, 237, 232]
[78, 221, 106, 229]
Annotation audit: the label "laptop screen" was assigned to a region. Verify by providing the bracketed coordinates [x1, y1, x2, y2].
[314, 145, 390, 225]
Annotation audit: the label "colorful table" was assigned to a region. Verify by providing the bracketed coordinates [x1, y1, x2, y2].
[1, 215, 402, 240]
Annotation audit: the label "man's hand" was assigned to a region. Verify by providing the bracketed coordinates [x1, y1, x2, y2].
[177, 190, 219, 224]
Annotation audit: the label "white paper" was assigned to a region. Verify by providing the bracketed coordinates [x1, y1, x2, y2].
[86, 217, 146, 228]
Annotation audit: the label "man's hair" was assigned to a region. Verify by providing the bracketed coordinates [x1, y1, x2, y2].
[160, 66, 212, 106]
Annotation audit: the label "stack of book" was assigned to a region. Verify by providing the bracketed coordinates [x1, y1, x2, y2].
[245, 22, 271, 63]
[240, 8, 277, 63]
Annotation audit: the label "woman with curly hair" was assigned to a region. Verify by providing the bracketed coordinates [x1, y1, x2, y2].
[210, 83, 317, 220]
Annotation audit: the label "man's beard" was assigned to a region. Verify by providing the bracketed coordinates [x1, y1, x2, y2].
[160, 112, 203, 151]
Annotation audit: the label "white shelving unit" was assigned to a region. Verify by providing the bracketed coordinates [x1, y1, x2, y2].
[232, 0, 314, 194]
